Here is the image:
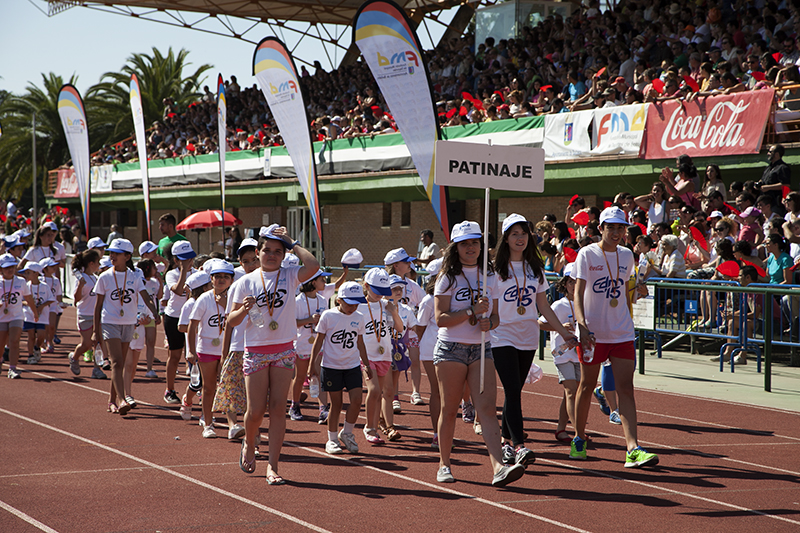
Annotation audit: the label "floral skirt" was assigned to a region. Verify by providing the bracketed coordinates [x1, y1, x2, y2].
[213, 351, 246, 414]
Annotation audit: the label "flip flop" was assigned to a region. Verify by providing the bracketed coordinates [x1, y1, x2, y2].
[107, 402, 119, 414]
[555, 430, 572, 443]
[239, 440, 256, 474]
[267, 473, 286, 485]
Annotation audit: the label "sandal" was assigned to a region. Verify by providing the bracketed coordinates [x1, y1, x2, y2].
[385, 426, 401, 442]
[267, 472, 286, 485]
[239, 440, 256, 474]
[366, 434, 385, 445]
[107, 402, 119, 414]
[555, 430, 572, 443]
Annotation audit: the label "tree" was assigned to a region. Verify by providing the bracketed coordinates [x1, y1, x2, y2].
[90, 47, 212, 140]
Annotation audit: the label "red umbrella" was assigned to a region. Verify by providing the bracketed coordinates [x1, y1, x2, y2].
[176, 210, 243, 231]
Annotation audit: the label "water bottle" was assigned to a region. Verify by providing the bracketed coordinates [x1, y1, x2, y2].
[309, 376, 320, 399]
[576, 330, 595, 363]
[248, 305, 265, 328]
[190, 363, 201, 388]
[94, 346, 104, 367]
[551, 338, 577, 358]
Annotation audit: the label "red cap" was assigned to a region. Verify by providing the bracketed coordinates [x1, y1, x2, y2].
[614, 76, 626, 84]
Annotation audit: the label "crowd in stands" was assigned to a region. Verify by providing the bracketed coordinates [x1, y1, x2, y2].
[91, 0, 800, 165]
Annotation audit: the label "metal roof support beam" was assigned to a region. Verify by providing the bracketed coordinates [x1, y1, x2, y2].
[436, 3, 475, 49]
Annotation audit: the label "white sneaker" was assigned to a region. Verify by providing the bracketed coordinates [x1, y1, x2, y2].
[180, 396, 192, 421]
[228, 424, 246, 440]
[145, 370, 158, 379]
[325, 440, 344, 455]
[392, 399, 402, 414]
[7, 369, 20, 379]
[202, 425, 216, 438]
[437, 466, 455, 483]
[411, 392, 424, 405]
[338, 430, 359, 453]
[199, 415, 215, 427]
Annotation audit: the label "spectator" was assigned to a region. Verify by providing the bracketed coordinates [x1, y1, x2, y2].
[759, 144, 792, 204]
[157, 213, 188, 265]
[416, 229, 441, 266]
[106, 224, 123, 245]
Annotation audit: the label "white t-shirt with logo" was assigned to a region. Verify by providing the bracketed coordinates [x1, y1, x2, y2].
[0, 276, 30, 323]
[358, 300, 393, 362]
[164, 267, 197, 318]
[295, 292, 328, 356]
[23, 281, 55, 324]
[189, 290, 226, 356]
[548, 297, 579, 365]
[73, 272, 97, 317]
[226, 277, 246, 352]
[230, 266, 302, 348]
[398, 281, 425, 339]
[416, 294, 438, 362]
[23, 246, 55, 264]
[94, 268, 145, 326]
[574, 244, 635, 343]
[434, 266, 497, 345]
[492, 261, 548, 350]
[315, 307, 365, 370]
[178, 297, 196, 328]
[40, 275, 59, 316]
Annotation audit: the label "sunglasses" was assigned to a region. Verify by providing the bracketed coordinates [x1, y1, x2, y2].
[714, 227, 726, 232]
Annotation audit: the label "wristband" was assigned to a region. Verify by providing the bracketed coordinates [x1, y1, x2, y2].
[291, 240, 300, 248]
[489, 317, 494, 329]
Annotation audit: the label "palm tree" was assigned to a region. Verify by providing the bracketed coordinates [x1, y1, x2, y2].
[90, 47, 212, 140]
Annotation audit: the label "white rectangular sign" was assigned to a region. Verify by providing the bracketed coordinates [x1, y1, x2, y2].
[434, 140, 544, 192]
[542, 110, 593, 160]
[591, 104, 647, 156]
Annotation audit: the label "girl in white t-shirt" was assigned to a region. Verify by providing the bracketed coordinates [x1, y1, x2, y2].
[122, 284, 154, 408]
[138, 259, 163, 379]
[0, 253, 36, 379]
[68, 249, 104, 379]
[178, 271, 212, 424]
[39, 258, 61, 354]
[21, 262, 54, 365]
[189, 260, 235, 439]
[93, 239, 159, 416]
[227, 225, 319, 485]
[415, 261, 442, 448]
[433, 220, 524, 488]
[492, 214, 577, 467]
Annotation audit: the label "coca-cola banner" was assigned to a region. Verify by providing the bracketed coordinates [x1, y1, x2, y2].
[642, 89, 774, 160]
[54, 168, 79, 198]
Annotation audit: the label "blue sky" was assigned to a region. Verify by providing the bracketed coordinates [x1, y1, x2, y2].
[1, 1, 454, 97]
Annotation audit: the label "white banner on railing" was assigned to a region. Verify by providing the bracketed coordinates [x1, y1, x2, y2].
[543, 110, 593, 161]
[90, 164, 113, 193]
[591, 104, 647, 156]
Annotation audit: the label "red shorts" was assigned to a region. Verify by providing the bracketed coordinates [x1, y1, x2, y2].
[583, 341, 635, 365]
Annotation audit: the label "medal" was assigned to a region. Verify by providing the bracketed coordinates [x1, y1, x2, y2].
[601, 245, 622, 310]
[517, 306, 526, 315]
[393, 352, 401, 361]
[120, 310, 124, 317]
[469, 316, 478, 326]
[308, 337, 314, 344]
[269, 320, 279, 331]
[378, 346, 385, 354]
[610, 298, 618, 308]
[259, 267, 281, 333]
[212, 338, 220, 347]
[3, 308, 7, 315]
[510, 263, 528, 318]
[133, 332, 139, 340]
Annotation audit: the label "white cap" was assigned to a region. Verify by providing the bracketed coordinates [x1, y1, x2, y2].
[384, 248, 416, 265]
[281, 253, 300, 268]
[450, 220, 482, 243]
[709, 210, 724, 218]
[107, 238, 134, 254]
[388, 274, 407, 287]
[2, 235, 22, 249]
[259, 223, 292, 249]
[38, 257, 58, 269]
[0, 253, 18, 269]
[599, 206, 628, 226]
[341, 248, 363, 268]
[87, 237, 107, 249]
[205, 259, 235, 276]
[171, 240, 196, 260]
[19, 261, 44, 274]
[563, 262, 575, 279]
[338, 281, 367, 304]
[99, 257, 113, 269]
[309, 269, 332, 281]
[43, 221, 58, 232]
[364, 267, 392, 296]
[185, 271, 212, 290]
[426, 258, 443, 277]
[14, 229, 31, 239]
[138, 241, 158, 255]
[238, 238, 258, 255]
[501, 213, 527, 235]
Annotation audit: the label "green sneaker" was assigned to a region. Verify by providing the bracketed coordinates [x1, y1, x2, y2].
[569, 436, 587, 460]
[625, 447, 659, 468]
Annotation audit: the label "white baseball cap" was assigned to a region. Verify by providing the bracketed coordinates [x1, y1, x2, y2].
[384, 248, 416, 265]
[501, 213, 528, 235]
[38, 257, 59, 269]
[338, 281, 367, 304]
[426, 257, 443, 277]
[0, 253, 18, 269]
[364, 267, 392, 296]
[107, 238, 134, 254]
[563, 262, 575, 279]
[138, 241, 158, 255]
[2, 235, 22, 249]
[309, 269, 332, 282]
[259, 223, 292, 249]
[388, 274, 407, 288]
[599, 206, 628, 226]
[19, 261, 43, 274]
[708, 210, 724, 219]
[185, 271, 212, 290]
[13, 229, 31, 239]
[99, 256, 113, 269]
[281, 253, 300, 268]
[205, 259, 235, 276]
[450, 220, 482, 243]
[87, 237, 107, 249]
[238, 238, 258, 254]
[171, 240, 196, 260]
[43, 221, 58, 232]
[341, 248, 363, 268]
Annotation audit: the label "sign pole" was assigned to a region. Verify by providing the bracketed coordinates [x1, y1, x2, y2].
[480, 184, 490, 394]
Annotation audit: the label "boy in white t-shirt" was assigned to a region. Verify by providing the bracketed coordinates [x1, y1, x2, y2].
[572, 207, 659, 469]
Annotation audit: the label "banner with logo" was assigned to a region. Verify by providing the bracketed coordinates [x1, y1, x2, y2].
[353, 0, 450, 240]
[591, 104, 647, 155]
[217, 74, 227, 217]
[90, 164, 113, 193]
[542, 110, 593, 160]
[252, 37, 323, 245]
[57, 84, 91, 235]
[129, 74, 151, 240]
[642, 89, 774, 159]
[54, 168, 79, 198]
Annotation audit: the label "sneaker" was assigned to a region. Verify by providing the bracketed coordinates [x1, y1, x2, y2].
[710, 355, 721, 362]
[431, 435, 439, 450]
[593, 386, 611, 416]
[462, 401, 475, 423]
[365, 433, 385, 445]
[338, 430, 359, 453]
[202, 425, 216, 439]
[624, 446, 659, 468]
[83, 350, 93, 362]
[609, 410, 622, 425]
[228, 424, 246, 440]
[288, 403, 303, 421]
[501, 443, 515, 465]
[68, 353, 81, 376]
[492, 463, 525, 487]
[325, 440, 344, 455]
[392, 399, 402, 414]
[437, 466, 455, 483]
[53, 335, 61, 345]
[569, 436, 587, 460]
[164, 390, 180, 404]
[199, 415, 215, 428]
[102, 361, 111, 371]
[144, 370, 158, 379]
[7, 368, 20, 379]
[473, 421, 482, 435]
[515, 447, 536, 466]
[124, 395, 137, 408]
[733, 354, 748, 365]
[411, 392, 424, 405]
[90, 367, 107, 380]
[180, 395, 192, 420]
[27, 352, 41, 364]
[318, 405, 330, 425]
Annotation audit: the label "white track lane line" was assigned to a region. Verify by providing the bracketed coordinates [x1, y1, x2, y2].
[0, 499, 60, 533]
[0, 408, 332, 533]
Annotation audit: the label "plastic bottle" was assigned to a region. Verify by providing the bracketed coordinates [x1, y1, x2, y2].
[551, 338, 578, 358]
[190, 363, 201, 388]
[94, 346, 105, 367]
[248, 305, 265, 328]
[309, 376, 320, 398]
[576, 331, 595, 363]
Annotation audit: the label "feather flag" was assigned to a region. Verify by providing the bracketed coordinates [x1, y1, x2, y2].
[57, 85, 90, 236]
[129, 74, 151, 240]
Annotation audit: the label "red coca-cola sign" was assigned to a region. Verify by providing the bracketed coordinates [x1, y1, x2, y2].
[54, 168, 79, 198]
[642, 89, 774, 159]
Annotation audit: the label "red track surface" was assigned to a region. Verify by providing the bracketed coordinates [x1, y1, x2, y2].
[1, 306, 799, 532]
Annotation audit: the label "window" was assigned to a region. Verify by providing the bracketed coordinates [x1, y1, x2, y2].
[401, 202, 411, 227]
[382, 203, 392, 227]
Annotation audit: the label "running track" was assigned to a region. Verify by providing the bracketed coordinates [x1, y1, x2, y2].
[1, 307, 799, 532]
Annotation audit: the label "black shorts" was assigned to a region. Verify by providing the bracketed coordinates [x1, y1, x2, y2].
[163, 315, 185, 351]
[321, 366, 362, 393]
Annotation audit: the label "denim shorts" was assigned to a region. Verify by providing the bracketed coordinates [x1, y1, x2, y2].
[433, 339, 493, 366]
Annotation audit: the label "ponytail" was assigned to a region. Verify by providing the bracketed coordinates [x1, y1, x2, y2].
[71, 249, 101, 273]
